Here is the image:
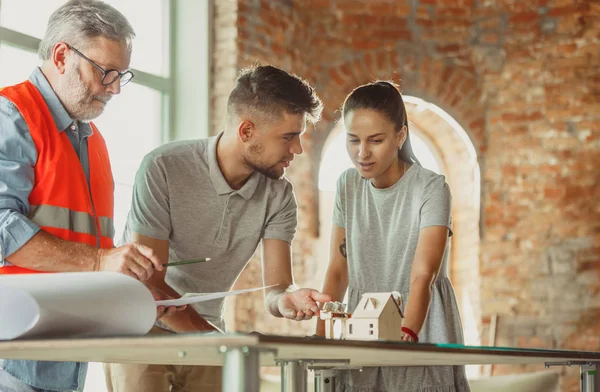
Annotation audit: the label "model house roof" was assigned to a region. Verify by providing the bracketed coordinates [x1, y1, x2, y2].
[351, 292, 403, 319]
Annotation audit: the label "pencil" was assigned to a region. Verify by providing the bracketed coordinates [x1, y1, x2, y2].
[162, 258, 210, 267]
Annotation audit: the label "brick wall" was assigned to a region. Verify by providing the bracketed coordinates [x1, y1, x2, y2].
[213, 1, 600, 389]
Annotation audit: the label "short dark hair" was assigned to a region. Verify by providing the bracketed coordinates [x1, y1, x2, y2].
[227, 65, 323, 124]
[342, 81, 421, 165]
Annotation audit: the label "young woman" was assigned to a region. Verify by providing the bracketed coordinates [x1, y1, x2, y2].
[316, 81, 470, 392]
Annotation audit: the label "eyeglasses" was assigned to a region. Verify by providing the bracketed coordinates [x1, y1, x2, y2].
[66, 43, 134, 87]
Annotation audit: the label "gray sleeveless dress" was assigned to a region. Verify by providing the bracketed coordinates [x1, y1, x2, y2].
[332, 165, 471, 392]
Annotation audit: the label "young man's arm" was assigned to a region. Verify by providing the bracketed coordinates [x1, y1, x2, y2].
[261, 238, 331, 320]
[132, 232, 218, 332]
[315, 225, 349, 336]
[260, 182, 330, 320]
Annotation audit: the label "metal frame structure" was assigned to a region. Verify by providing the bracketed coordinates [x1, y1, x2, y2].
[1, 333, 599, 392]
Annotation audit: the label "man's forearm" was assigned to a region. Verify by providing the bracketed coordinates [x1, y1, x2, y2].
[150, 278, 218, 332]
[6, 230, 100, 272]
[265, 284, 293, 318]
[161, 307, 219, 332]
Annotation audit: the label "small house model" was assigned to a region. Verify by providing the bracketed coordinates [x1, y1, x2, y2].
[345, 292, 404, 341]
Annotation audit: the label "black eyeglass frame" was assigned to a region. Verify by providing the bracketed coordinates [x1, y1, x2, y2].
[65, 43, 134, 87]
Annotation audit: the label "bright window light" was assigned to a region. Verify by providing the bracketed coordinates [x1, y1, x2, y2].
[0, 0, 169, 76]
[0, 0, 64, 38]
[0, 44, 39, 87]
[94, 84, 163, 240]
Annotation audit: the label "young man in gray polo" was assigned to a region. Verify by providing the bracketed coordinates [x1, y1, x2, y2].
[103, 65, 330, 391]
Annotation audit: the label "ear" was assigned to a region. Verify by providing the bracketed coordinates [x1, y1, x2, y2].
[237, 120, 255, 143]
[398, 125, 408, 149]
[52, 43, 70, 75]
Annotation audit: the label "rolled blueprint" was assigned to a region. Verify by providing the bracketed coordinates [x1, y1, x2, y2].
[0, 272, 156, 340]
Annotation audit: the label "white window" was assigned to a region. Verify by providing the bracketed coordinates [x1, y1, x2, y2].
[0, 43, 40, 86]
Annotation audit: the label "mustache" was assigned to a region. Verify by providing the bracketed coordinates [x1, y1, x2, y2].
[92, 95, 112, 103]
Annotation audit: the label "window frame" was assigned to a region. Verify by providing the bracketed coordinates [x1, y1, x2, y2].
[0, 0, 212, 142]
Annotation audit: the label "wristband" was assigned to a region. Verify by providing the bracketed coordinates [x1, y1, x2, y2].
[401, 326, 419, 342]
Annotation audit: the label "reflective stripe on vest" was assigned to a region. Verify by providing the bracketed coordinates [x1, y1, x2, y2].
[99, 216, 115, 240]
[30, 204, 114, 239]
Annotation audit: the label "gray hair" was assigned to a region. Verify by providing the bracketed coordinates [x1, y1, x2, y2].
[38, 0, 135, 60]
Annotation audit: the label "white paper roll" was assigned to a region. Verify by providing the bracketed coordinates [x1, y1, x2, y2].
[0, 272, 156, 340]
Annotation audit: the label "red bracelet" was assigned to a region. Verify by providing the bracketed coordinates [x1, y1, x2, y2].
[401, 326, 419, 342]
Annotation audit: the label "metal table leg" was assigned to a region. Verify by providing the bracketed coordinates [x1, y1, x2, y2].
[280, 359, 308, 392]
[314, 368, 336, 392]
[221, 346, 260, 392]
[275, 358, 352, 392]
[581, 363, 600, 392]
[546, 361, 600, 392]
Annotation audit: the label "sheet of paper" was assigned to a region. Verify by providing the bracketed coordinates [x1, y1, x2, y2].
[0, 272, 156, 340]
[156, 285, 275, 307]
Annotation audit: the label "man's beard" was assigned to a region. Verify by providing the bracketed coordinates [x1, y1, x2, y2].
[56, 64, 111, 122]
[245, 143, 285, 180]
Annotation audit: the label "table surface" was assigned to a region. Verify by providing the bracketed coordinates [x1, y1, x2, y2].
[1, 333, 599, 367]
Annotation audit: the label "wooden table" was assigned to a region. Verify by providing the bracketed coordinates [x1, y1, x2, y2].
[1, 333, 599, 391]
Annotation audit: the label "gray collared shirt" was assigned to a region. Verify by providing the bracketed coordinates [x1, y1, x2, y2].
[0, 67, 93, 264]
[120, 133, 298, 331]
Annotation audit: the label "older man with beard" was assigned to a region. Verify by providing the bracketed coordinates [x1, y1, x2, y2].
[0, 1, 166, 391]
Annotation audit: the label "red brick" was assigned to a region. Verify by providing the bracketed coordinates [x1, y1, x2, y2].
[396, 3, 412, 16]
[548, 4, 590, 17]
[351, 39, 382, 50]
[368, 3, 398, 15]
[510, 11, 540, 24]
[479, 31, 501, 45]
[341, 14, 363, 25]
[416, 5, 432, 19]
[371, 29, 412, 41]
[437, 43, 462, 54]
[501, 112, 545, 122]
[416, 17, 434, 28]
[437, 7, 471, 17]
[308, 0, 332, 9]
[376, 51, 389, 71]
[544, 186, 567, 199]
[435, 18, 473, 29]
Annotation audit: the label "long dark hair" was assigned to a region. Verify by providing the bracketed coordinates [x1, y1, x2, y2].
[342, 81, 421, 165]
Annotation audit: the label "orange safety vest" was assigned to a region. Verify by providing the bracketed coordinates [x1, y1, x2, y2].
[0, 80, 114, 274]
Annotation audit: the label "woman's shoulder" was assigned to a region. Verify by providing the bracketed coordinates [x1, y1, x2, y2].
[337, 167, 362, 187]
[410, 164, 448, 189]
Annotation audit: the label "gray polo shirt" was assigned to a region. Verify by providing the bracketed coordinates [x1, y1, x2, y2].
[120, 133, 297, 330]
